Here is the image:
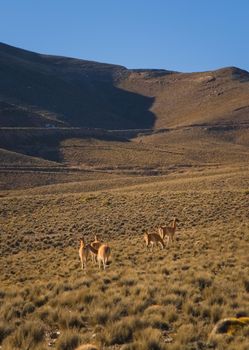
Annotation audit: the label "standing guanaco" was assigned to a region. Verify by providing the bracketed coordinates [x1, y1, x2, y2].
[159, 217, 178, 246]
[144, 232, 165, 250]
[88, 244, 111, 270]
[90, 235, 102, 263]
[79, 238, 89, 270]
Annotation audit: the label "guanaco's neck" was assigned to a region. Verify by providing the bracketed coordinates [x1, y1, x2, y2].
[80, 240, 85, 249]
[88, 244, 98, 255]
[172, 218, 176, 229]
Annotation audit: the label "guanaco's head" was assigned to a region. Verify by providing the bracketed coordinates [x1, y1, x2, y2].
[80, 238, 85, 247]
[143, 232, 149, 245]
[173, 218, 178, 228]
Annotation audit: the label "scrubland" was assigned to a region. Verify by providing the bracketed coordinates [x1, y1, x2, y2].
[0, 162, 249, 350]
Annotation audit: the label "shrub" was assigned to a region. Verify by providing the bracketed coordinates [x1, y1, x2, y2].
[93, 308, 109, 325]
[184, 302, 201, 318]
[162, 294, 182, 309]
[177, 324, 197, 344]
[58, 309, 85, 329]
[2, 320, 45, 349]
[0, 322, 13, 343]
[22, 302, 36, 316]
[166, 305, 178, 323]
[146, 314, 169, 330]
[194, 274, 212, 291]
[161, 267, 170, 276]
[243, 280, 249, 293]
[56, 331, 81, 350]
[105, 321, 133, 345]
[202, 307, 211, 319]
[33, 296, 48, 307]
[133, 327, 166, 350]
[102, 317, 142, 345]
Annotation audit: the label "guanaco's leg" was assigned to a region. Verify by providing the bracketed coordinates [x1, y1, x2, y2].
[166, 235, 170, 247]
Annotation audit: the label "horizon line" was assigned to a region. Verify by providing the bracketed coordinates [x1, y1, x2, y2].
[1, 41, 248, 75]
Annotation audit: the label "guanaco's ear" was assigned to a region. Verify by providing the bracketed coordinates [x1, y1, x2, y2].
[95, 235, 97, 241]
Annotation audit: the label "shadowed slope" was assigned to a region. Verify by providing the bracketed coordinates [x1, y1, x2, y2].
[0, 42, 156, 129]
[1, 42, 249, 131]
[1, 43, 249, 131]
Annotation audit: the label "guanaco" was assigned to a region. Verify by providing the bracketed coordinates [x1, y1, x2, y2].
[159, 217, 178, 246]
[79, 238, 89, 270]
[90, 235, 102, 263]
[144, 232, 165, 250]
[88, 244, 111, 270]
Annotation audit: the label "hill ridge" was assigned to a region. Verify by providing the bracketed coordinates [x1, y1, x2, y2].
[1, 42, 249, 131]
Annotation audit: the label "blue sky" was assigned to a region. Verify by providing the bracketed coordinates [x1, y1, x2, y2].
[1, 0, 249, 72]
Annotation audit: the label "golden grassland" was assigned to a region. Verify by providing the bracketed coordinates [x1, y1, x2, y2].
[0, 163, 249, 350]
[59, 129, 249, 169]
[1, 43, 249, 349]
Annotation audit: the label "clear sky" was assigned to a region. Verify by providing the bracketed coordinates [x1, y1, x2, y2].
[1, 0, 249, 72]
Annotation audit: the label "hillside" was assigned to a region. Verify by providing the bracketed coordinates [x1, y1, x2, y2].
[0, 42, 248, 181]
[120, 67, 249, 128]
[0, 42, 155, 129]
[1, 42, 249, 130]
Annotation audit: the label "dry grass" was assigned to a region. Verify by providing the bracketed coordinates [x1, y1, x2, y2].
[0, 164, 249, 349]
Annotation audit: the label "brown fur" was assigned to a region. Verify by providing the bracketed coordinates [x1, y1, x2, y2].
[159, 217, 177, 246]
[88, 244, 111, 270]
[90, 235, 102, 263]
[79, 238, 89, 270]
[75, 345, 98, 350]
[144, 232, 165, 249]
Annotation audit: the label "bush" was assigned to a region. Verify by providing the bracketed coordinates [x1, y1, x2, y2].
[133, 327, 166, 350]
[58, 309, 85, 329]
[2, 321, 45, 349]
[102, 317, 142, 345]
[0, 322, 13, 343]
[177, 324, 197, 344]
[56, 331, 81, 350]
[194, 274, 212, 291]
[244, 280, 249, 293]
[22, 302, 36, 316]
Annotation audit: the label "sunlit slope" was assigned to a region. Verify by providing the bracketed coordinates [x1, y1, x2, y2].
[119, 67, 249, 128]
[1, 42, 249, 130]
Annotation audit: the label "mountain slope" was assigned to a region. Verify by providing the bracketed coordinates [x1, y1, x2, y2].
[0, 42, 156, 129]
[0, 42, 249, 183]
[1, 42, 249, 130]
[119, 67, 249, 128]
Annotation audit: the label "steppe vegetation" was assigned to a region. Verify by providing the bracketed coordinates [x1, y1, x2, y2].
[0, 162, 249, 350]
[0, 42, 249, 349]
